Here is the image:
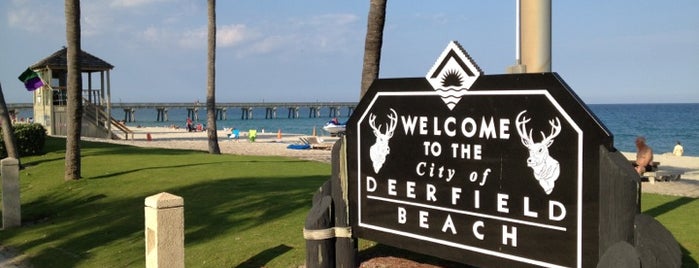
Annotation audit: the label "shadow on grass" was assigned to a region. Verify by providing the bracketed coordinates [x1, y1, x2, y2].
[235, 244, 293, 268]
[643, 197, 695, 217]
[20, 137, 195, 168]
[642, 196, 698, 267]
[681, 246, 699, 268]
[5, 173, 325, 267]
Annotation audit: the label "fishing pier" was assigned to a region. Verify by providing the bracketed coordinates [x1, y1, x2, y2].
[9, 102, 357, 122]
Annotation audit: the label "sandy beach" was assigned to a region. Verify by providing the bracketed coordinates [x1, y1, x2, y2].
[87, 126, 699, 198]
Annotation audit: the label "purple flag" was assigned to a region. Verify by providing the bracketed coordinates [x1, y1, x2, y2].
[18, 68, 44, 91]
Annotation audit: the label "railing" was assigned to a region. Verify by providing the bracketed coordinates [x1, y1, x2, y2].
[7, 102, 358, 110]
[83, 99, 133, 140]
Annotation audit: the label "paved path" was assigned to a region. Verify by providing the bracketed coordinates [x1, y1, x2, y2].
[641, 178, 699, 198]
[0, 246, 29, 268]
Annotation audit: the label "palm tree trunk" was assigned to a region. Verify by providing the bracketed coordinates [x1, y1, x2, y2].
[206, 0, 221, 154]
[0, 83, 20, 162]
[360, 0, 387, 98]
[65, 0, 82, 180]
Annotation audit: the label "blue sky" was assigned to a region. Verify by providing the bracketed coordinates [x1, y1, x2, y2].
[1, 0, 697, 104]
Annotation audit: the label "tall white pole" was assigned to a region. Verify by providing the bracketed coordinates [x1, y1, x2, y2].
[515, 0, 521, 64]
[507, 0, 527, 74]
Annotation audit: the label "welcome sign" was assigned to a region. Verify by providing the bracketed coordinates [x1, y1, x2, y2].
[346, 41, 613, 267]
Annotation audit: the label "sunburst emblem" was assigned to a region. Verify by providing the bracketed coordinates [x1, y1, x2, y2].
[425, 41, 482, 111]
[441, 69, 463, 87]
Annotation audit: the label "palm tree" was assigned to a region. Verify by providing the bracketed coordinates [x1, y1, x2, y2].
[64, 0, 82, 180]
[206, 0, 221, 154]
[359, 0, 387, 99]
[0, 83, 20, 162]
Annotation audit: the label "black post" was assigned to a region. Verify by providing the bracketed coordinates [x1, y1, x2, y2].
[304, 195, 335, 268]
[330, 139, 357, 267]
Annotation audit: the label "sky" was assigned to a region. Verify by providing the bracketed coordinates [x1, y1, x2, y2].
[1, 0, 698, 104]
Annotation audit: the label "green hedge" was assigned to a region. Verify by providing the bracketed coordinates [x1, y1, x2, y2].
[0, 123, 47, 158]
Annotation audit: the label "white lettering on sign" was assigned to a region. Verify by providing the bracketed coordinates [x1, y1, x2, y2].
[442, 215, 456, 234]
[473, 221, 485, 240]
[502, 225, 518, 247]
[401, 115, 511, 139]
[391, 206, 538, 246]
[415, 162, 456, 182]
[366, 176, 567, 222]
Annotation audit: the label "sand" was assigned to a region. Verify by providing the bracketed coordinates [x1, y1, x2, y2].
[86, 127, 699, 198]
[85, 126, 339, 163]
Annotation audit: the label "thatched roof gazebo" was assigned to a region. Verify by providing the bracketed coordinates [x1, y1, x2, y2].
[29, 47, 130, 139]
[30, 47, 114, 70]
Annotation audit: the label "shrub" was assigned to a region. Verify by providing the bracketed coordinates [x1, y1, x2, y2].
[0, 123, 47, 158]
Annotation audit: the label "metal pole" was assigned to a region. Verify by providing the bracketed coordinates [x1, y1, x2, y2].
[520, 0, 552, 72]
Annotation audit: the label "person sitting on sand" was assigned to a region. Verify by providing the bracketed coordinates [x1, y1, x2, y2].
[673, 141, 684, 156]
[634, 136, 654, 175]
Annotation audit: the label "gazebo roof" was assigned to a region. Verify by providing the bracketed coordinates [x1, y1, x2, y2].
[30, 47, 114, 71]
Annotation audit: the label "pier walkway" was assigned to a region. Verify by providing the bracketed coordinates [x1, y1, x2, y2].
[8, 102, 357, 122]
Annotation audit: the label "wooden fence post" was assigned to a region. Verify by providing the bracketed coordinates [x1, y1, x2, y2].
[331, 138, 356, 267]
[304, 195, 335, 268]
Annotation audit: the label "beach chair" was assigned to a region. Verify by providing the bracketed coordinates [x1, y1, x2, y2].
[227, 129, 240, 141]
[631, 160, 684, 183]
[248, 129, 257, 142]
[302, 136, 332, 150]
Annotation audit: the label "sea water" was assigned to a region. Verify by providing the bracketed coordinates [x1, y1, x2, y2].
[589, 103, 699, 156]
[12, 103, 699, 156]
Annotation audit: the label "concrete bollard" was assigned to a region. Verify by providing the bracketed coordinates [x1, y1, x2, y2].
[145, 192, 184, 268]
[2, 157, 21, 229]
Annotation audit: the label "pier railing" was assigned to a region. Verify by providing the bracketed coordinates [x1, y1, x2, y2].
[8, 101, 358, 122]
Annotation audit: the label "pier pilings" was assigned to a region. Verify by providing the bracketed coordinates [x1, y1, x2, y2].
[156, 107, 168, 122]
[116, 102, 356, 122]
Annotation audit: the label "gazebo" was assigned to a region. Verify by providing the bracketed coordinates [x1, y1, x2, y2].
[29, 47, 131, 139]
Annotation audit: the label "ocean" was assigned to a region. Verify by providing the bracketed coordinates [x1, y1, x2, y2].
[588, 103, 699, 156]
[12, 103, 699, 156]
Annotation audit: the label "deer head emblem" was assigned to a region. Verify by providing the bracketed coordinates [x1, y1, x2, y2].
[369, 108, 398, 173]
[515, 110, 562, 195]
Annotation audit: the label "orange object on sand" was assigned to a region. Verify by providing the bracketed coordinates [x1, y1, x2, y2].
[277, 129, 282, 141]
[146, 133, 152, 141]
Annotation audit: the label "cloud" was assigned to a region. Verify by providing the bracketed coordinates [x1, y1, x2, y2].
[243, 35, 293, 56]
[6, 1, 63, 33]
[217, 24, 251, 48]
[110, 0, 169, 8]
[139, 23, 253, 49]
[236, 13, 361, 57]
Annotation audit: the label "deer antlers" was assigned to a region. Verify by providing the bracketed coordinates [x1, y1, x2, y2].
[515, 110, 561, 146]
[369, 108, 398, 138]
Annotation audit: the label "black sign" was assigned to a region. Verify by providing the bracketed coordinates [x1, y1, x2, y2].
[346, 41, 612, 267]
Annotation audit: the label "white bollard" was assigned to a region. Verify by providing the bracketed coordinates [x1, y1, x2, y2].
[2, 157, 21, 229]
[145, 192, 184, 268]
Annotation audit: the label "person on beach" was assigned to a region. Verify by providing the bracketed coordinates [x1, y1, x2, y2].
[673, 141, 684, 156]
[186, 117, 193, 132]
[634, 136, 654, 175]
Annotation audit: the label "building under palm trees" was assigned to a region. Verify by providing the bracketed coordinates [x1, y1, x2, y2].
[28, 47, 131, 139]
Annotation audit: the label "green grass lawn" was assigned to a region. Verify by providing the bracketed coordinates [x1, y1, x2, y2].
[1, 137, 697, 267]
